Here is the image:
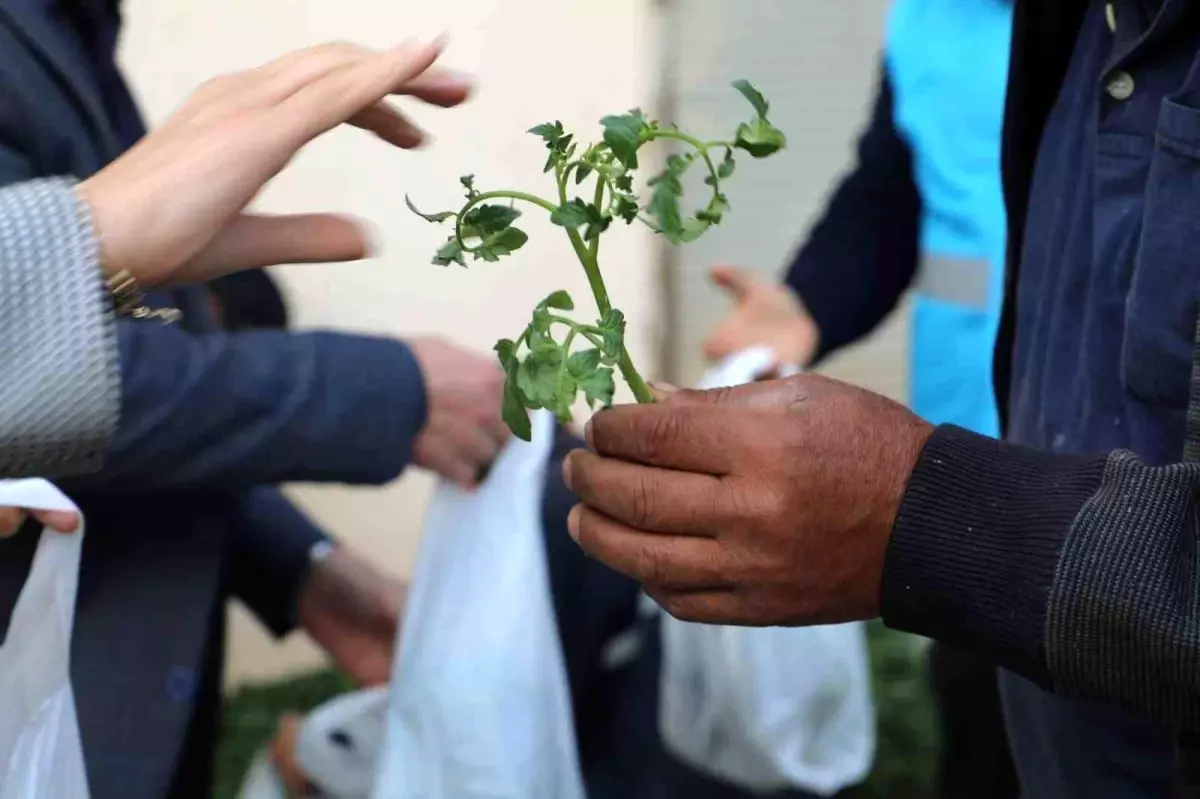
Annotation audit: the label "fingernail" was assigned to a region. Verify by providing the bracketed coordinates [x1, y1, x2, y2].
[567, 505, 581, 543]
[561, 454, 573, 491]
[649, 381, 680, 394]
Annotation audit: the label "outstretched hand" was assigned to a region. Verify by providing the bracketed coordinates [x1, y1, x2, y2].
[79, 38, 471, 288]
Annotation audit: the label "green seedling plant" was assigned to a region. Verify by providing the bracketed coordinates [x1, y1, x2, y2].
[408, 80, 786, 440]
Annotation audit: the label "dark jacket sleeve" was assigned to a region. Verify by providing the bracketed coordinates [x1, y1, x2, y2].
[227, 487, 331, 637]
[59, 323, 427, 492]
[784, 64, 922, 361]
[881, 425, 1200, 730]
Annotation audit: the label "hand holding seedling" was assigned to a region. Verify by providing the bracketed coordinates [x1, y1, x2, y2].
[408, 81, 786, 440]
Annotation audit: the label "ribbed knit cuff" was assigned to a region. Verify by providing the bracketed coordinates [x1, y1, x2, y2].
[881, 425, 1106, 685]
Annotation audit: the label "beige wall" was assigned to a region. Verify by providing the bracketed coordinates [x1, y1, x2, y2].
[118, 0, 660, 684]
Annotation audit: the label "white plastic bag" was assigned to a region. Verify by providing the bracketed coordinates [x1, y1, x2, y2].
[0, 479, 89, 799]
[373, 410, 584, 799]
[239, 687, 388, 799]
[656, 348, 875, 796]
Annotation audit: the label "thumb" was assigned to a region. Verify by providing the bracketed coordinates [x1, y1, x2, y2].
[709, 264, 755, 300]
[178, 212, 375, 284]
[31, 510, 81, 534]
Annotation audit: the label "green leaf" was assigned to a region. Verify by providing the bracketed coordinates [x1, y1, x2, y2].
[601, 110, 650, 170]
[551, 198, 591, 229]
[566, 349, 614, 410]
[567, 348, 603, 377]
[474, 227, 528, 262]
[577, 366, 615, 409]
[462, 204, 522, 237]
[718, 149, 736, 179]
[495, 339, 532, 441]
[433, 237, 466, 267]
[528, 121, 564, 142]
[696, 194, 729, 225]
[554, 372, 578, 422]
[614, 174, 634, 193]
[598, 309, 626, 361]
[732, 79, 770, 119]
[647, 171, 684, 242]
[518, 346, 563, 410]
[735, 118, 787, 158]
[615, 195, 640, 224]
[575, 164, 594, 184]
[460, 174, 478, 199]
[405, 195, 455, 224]
[539, 290, 574, 311]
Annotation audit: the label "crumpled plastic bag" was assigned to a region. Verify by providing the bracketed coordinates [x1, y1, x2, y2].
[0, 479, 89, 799]
[373, 410, 584, 799]
[655, 348, 876, 796]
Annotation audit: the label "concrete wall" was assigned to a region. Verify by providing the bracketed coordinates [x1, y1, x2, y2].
[664, 0, 909, 402]
[118, 0, 660, 684]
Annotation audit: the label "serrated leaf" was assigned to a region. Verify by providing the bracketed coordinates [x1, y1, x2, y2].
[577, 366, 615, 409]
[539, 290, 575, 311]
[598, 309, 626, 360]
[555, 372, 578, 422]
[648, 175, 683, 242]
[406, 195, 455, 224]
[718, 149, 736, 179]
[462, 204, 522, 237]
[567, 348, 603, 378]
[732, 79, 770, 119]
[529, 121, 564, 142]
[495, 339, 531, 441]
[678, 217, 711, 243]
[518, 347, 564, 410]
[460, 174, 478, 198]
[614, 174, 634, 193]
[615, 195, 639, 224]
[433, 237, 467, 267]
[474, 227, 528, 262]
[551, 198, 591, 229]
[575, 164, 593, 184]
[601, 110, 650, 170]
[735, 118, 787, 158]
[696, 194, 729, 225]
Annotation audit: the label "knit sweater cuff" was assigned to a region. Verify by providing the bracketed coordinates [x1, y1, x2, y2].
[881, 425, 1106, 684]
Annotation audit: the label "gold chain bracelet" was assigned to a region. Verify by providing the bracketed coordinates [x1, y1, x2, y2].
[104, 269, 183, 324]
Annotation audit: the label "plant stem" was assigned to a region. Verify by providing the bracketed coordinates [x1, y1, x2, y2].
[454, 190, 558, 253]
[555, 164, 654, 405]
[650, 130, 723, 188]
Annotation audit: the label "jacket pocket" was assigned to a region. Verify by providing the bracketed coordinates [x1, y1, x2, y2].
[1123, 98, 1200, 408]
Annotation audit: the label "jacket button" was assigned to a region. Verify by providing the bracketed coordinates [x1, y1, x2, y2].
[1106, 70, 1135, 101]
[166, 666, 196, 703]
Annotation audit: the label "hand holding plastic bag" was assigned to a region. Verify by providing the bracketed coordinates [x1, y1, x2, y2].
[0, 479, 89, 799]
[656, 349, 875, 796]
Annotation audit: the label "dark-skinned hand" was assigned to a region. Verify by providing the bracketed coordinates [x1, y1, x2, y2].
[563, 374, 932, 627]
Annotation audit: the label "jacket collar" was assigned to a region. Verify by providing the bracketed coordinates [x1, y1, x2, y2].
[0, 0, 121, 156]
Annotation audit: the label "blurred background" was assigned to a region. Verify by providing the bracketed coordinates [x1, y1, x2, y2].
[117, 0, 926, 794]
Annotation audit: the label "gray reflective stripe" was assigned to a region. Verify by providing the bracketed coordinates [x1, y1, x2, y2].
[914, 254, 991, 308]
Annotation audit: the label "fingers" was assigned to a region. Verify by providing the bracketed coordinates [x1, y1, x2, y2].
[277, 41, 444, 146]
[415, 420, 505, 488]
[0, 508, 79, 537]
[567, 505, 730, 590]
[644, 585, 744, 626]
[32, 510, 80, 533]
[184, 213, 372, 281]
[400, 69, 473, 108]
[564, 449, 727, 536]
[0, 508, 24, 538]
[709, 264, 754, 300]
[349, 101, 427, 148]
[270, 713, 311, 794]
[586, 401, 737, 474]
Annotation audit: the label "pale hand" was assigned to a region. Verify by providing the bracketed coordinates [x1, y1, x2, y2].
[409, 337, 510, 488]
[703, 265, 820, 369]
[78, 39, 471, 288]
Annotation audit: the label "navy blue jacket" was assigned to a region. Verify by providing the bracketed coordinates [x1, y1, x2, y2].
[0, 3, 427, 797]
